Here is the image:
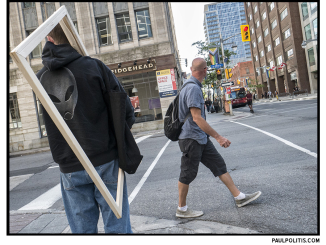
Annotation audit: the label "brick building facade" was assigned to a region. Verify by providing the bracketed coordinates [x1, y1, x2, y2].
[229, 61, 255, 87]
[245, 2, 310, 98]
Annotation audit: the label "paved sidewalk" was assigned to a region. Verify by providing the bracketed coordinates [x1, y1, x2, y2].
[9, 209, 259, 234]
[253, 93, 317, 104]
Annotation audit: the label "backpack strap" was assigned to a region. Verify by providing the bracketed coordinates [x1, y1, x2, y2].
[180, 81, 197, 123]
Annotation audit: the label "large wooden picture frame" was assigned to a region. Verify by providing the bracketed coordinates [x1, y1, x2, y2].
[10, 6, 124, 219]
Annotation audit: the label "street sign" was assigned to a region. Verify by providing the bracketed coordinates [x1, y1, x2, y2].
[210, 64, 223, 69]
[221, 81, 234, 87]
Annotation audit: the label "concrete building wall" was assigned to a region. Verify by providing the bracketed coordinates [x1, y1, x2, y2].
[298, 2, 318, 94]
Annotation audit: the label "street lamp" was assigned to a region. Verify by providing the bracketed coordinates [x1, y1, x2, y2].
[231, 44, 238, 52]
[301, 39, 317, 49]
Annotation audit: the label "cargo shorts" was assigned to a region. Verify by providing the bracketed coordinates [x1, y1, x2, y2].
[178, 137, 227, 185]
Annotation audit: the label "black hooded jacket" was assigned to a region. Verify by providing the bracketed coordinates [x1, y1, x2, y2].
[37, 41, 135, 173]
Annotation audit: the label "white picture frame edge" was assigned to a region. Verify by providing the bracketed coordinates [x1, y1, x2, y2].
[10, 5, 124, 219]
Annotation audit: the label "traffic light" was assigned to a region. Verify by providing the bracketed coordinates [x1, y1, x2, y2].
[185, 58, 188, 67]
[241, 25, 250, 42]
[216, 69, 222, 80]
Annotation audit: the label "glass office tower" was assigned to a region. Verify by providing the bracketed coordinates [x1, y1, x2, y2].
[204, 2, 252, 68]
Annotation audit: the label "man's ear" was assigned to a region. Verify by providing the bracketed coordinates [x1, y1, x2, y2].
[47, 36, 55, 44]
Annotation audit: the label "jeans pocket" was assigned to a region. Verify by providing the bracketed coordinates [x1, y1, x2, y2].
[61, 172, 75, 190]
[98, 160, 118, 185]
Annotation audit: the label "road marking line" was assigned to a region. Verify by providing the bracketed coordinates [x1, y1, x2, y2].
[48, 166, 59, 169]
[135, 135, 152, 143]
[17, 135, 153, 210]
[10, 174, 34, 191]
[230, 121, 317, 158]
[19, 183, 62, 210]
[128, 140, 171, 204]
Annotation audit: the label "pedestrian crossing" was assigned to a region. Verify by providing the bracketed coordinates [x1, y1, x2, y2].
[11, 134, 153, 212]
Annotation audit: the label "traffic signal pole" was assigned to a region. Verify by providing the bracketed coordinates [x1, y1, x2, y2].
[220, 31, 234, 116]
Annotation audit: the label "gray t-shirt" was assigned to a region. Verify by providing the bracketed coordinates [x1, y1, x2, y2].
[178, 76, 207, 145]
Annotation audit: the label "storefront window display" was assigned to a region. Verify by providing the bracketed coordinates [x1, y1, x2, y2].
[117, 71, 162, 123]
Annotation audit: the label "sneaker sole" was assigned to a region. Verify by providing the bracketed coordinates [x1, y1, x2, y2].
[237, 191, 261, 207]
[176, 213, 204, 218]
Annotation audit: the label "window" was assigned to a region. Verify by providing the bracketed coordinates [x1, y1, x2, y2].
[251, 28, 254, 34]
[264, 28, 269, 37]
[9, 40, 12, 63]
[73, 21, 79, 34]
[304, 24, 312, 40]
[312, 18, 317, 37]
[246, 68, 250, 74]
[270, 60, 274, 67]
[307, 48, 315, 66]
[274, 37, 280, 46]
[9, 93, 22, 129]
[27, 30, 42, 58]
[252, 41, 256, 48]
[262, 12, 266, 20]
[269, 2, 275, 12]
[249, 14, 252, 20]
[276, 55, 282, 65]
[301, 3, 308, 19]
[96, 17, 112, 46]
[258, 36, 262, 43]
[116, 13, 132, 43]
[256, 20, 260, 29]
[310, 2, 317, 14]
[23, 2, 35, 8]
[255, 55, 258, 61]
[247, 2, 250, 7]
[283, 28, 291, 40]
[254, 5, 257, 13]
[280, 8, 288, 21]
[34, 94, 47, 137]
[265, 44, 271, 53]
[286, 48, 294, 60]
[256, 69, 260, 75]
[260, 50, 264, 57]
[271, 19, 277, 29]
[135, 9, 152, 39]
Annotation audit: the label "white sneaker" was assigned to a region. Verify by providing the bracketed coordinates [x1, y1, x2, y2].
[176, 208, 204, 218]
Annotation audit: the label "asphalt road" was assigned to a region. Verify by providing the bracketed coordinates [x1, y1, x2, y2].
[9, 98, 318, 234]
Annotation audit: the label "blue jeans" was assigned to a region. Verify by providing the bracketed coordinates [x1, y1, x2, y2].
[60, 159, 132, 234]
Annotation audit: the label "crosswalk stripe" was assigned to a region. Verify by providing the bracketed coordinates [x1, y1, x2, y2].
[19, 184, 62, 210]
[16, 134, 152, 211]
[10, 174, 34, 191]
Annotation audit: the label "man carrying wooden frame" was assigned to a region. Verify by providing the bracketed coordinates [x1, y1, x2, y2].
[10, 6, 135, 234]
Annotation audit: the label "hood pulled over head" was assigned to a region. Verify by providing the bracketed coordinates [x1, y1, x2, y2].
[41, 41, 82, 71]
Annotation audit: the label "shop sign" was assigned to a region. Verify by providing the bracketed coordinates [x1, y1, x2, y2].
[156, 69, 177, 98]
[112, 61, 157, 74]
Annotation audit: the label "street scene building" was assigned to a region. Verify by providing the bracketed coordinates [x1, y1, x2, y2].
[298, 2, 318, 94]
[244, 2, 311, 97]
[229, 61, 255, 87]
[204, 2, 252, 68]
[9, 2, 182, 153]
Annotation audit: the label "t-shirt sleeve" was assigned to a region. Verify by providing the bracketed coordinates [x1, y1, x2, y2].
[185, 86, 203, 109]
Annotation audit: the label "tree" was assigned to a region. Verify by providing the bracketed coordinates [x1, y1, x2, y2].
[191, 40, 236, 87]
[247, 78, 264, 93]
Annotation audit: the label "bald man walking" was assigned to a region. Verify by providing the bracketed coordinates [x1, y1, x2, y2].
[176, 58, 261, 218]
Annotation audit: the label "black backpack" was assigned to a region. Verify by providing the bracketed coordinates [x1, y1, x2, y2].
[164, 82, 195, 141]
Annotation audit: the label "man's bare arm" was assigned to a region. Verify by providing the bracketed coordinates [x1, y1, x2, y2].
[190, 107, 231, 148]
